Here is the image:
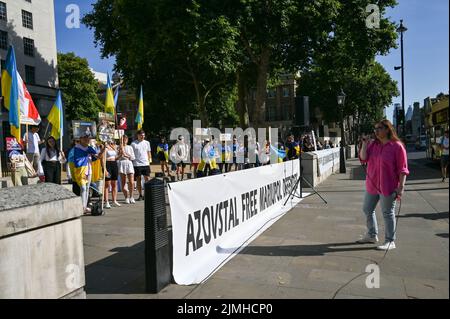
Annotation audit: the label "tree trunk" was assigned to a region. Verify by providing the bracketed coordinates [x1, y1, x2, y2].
[192, 75, 209, 127]
[253, 48, 271, 128]
[236, 71, 249, 128]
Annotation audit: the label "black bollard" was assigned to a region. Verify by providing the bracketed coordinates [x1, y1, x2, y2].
[144, 178, 171, 293]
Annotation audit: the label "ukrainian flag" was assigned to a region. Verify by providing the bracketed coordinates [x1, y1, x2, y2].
[105, 73, 115, 116]
[47, 90, 64, 140]
[135, 86, 144, 130]
[1, 46, 21, 141]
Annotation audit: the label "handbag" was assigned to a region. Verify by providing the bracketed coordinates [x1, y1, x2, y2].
[24, 157, 37, 178]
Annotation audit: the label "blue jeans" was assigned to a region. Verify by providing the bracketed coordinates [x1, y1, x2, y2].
[363, 191, 397, 242]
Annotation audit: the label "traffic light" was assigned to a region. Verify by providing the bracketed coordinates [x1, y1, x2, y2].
[397, 109, 405, 125]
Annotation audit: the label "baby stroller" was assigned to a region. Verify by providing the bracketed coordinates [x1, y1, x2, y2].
[72, 182, 105, 216]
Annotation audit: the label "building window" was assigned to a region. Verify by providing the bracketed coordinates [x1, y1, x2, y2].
[0, 2, 6, 21]
[283, 87, 290, 98]
[23, 38, 34, 56]
[266, 105, 277, 122]
[268, 89, 276, 99]
[22, 10, 33, 29]
[0, 30, 7, 50]
[281, 104, 290, 120]
[25, 65, 35, 84]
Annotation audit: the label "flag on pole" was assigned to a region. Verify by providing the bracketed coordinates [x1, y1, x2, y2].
[47, 90, 64, 140]
[105, 72, 115, 116]
[1, 46, 21, 141]
[17, 71, 41, 125]
[135, 86, 144, 130]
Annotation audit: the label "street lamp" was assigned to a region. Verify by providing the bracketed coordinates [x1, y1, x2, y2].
[337, 88, 347, 174]
[395, 19, 408, 138]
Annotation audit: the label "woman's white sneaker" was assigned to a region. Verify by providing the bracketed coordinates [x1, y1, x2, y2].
[125, 198, 131, 204]
[130, 197, 136, 204]
[105, 202, 111, 209]
[113, 201, 121, 207]
[377, 242, 396, 251]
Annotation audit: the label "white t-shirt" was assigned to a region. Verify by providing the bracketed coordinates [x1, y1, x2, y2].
[131, 140, 152, 167]
[24, 132, 41, 154]
[441, 136, 449, 156]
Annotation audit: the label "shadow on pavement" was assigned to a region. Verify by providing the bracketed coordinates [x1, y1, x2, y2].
[398, 212, 449, 221]
[85, 241, 147, 295]
[221, 242, 378, 257]
[436, 233, 449, 239]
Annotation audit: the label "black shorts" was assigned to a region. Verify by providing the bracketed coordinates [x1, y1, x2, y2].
[134, 166, 151, 177]
[157, 152, 167, 162]
[442, 155, 449, 167]
[106, 161, 118, 181]
[177, 161, 187, 168]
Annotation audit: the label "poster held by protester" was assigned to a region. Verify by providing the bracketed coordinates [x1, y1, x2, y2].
[118, 116, 128, 130]
[97, 112, 115, 143]
[6, 137, 23, 151]
[72, 121, 97, 139]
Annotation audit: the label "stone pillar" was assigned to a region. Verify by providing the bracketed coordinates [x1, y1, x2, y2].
[0, 184, 86, 299]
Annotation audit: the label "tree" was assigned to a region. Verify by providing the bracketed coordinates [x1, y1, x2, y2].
[224, 0, 338, 127]
[83, 0, 239, 128]
[57, 52, 103, 121]
[297, 0, 399, 135]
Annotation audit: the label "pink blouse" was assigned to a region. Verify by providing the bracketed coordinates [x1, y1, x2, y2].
[360, 140, 410, 196]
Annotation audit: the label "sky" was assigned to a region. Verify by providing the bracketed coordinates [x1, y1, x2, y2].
[54, 0, 449, 122]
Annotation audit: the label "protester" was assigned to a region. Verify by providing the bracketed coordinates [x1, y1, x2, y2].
[23, 125, 45, 172]
[285, 135, 300, 160]
[38, 136, 66, 185]
[9, 147, 28, 187]
[191, 137, 202, 178]
[302, 135, 314, 152]
[219, 140, 232, 173]
[118, 135, 136, 204]
[104, 141, 120, 209]
[439, 130, 449, 182]
[66, 139, 80, 185]
[69, 133, 104, 214]
[157, 137, 170, 177]
[358, 119, 409, 251]
[197, 138, 218, 177]
[170, 135, 190, 181]
[131, 130, 152, 201]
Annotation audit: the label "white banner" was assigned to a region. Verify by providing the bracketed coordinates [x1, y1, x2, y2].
[312, 148, 340, 177]
[168, 161, 304, 285]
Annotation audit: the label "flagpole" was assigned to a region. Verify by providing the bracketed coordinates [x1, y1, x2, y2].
[101, 142, 107, 212]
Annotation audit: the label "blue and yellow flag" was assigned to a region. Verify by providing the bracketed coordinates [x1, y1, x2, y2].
[1, 46, 21, 141]
[47, 90, 64, 140]
[135, 86, 144, 130]
[105, 73, 115, 116]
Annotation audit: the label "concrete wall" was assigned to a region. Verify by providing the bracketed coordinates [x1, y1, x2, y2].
[302, 148, 341, 188]
[0, 184, 86, 299]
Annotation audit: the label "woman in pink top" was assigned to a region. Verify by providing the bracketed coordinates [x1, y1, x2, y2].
[358, 120, 409, 251]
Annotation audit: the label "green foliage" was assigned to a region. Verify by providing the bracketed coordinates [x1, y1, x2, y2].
[57, 52, 102, 121]
[297, 0, 399, 129]
[83, 0, 239, 129]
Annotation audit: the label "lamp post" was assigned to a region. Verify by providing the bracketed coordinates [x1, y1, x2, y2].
[395, 19, 407, 138]
[337, 89, 346, 174]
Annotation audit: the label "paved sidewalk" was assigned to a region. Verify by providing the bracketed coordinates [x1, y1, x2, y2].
[83, 155, 449, 299]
